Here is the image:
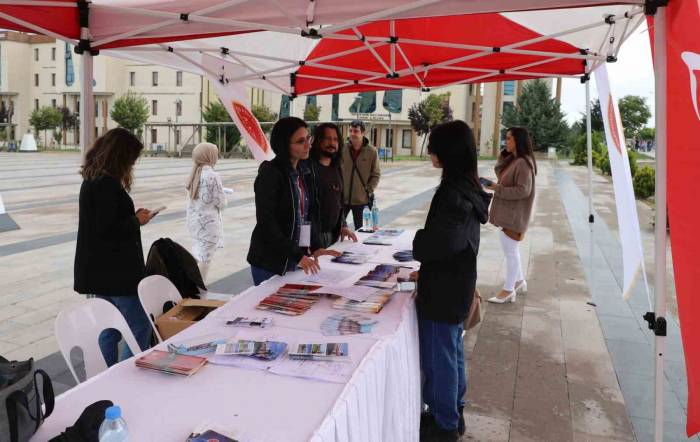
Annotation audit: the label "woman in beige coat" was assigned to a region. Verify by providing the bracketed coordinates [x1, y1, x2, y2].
[485, 127, 537, 304]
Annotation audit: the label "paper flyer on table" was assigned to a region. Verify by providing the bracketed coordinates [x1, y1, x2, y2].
[315, 285, 378, 302]
[300, 268, 357, 286]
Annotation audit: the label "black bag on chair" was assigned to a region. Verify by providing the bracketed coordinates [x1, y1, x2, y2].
[0, 356, 55, 442]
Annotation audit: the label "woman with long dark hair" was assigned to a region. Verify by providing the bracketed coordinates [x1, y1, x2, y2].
[485, 126, 537, 304]
[247, 117, 339, 286]
[413, 120, 491, 441]
[74, 127, 153, 366]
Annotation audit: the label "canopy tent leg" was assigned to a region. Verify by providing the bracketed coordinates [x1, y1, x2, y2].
[652, 5, 668, 442]
[585, 77, 595, 300]
[79, 52, 95, 153]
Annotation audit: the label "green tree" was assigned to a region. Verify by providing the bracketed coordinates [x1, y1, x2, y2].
[202, 100, 240, 153]
[303, 104, 321, 122]
[110, 92, 149, 133]
[252, 104, 278, 134]
[637, 127, 655, 141]
[618, 95, 651, 139]
[501, 79, 569, 151]
[571, 131, 605, 166]
[407, 93, 453, 156]
[29, 106, 63, 148]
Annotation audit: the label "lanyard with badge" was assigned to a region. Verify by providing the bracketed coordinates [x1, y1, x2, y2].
[297, 175, 311, 248]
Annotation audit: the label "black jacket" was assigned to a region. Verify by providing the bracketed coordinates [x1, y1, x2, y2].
[413, 178, 491, 323]
[74, 175, 145, 296]
[310, 159, 344, 248]
[145, 238, 206, 298]
[247, 157, 322, 275]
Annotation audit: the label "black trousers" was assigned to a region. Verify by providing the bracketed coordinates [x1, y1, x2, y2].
[343, 205, 366, 231]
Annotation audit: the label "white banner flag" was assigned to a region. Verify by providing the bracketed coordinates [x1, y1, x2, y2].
[594, 65, 646, 299]
[202, 54, 274, 162]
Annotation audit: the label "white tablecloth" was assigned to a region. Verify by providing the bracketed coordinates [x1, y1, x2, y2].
[33, 231, 421, 442]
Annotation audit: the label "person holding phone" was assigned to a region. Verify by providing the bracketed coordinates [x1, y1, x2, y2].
[484, 127, 537, 304]
[247, 117, 340, 286]
[186, 142, 226, 282]
[74, 127, 153, 366]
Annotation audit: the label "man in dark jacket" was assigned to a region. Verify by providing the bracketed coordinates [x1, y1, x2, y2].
[310, 123, 358, 248]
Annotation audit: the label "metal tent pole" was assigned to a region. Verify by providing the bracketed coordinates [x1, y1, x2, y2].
[586, 76, 595, 299]
[652, 5, 668, 442]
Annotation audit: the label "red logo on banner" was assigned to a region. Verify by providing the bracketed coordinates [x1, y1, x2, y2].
[607, 94, 623, 155]
[231, 100, 269, 153]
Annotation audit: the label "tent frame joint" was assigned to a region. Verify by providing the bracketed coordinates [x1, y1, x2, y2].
[580, 73, 590, 84]
[644, 0, 669, 15]
[385, 72, 399, 79]
[301, 28, 322, 39]
[604, 14, 616, 25]
[180, 13, 189, 22]
[643, 312, 668, 337]
[389, 36, 398, 44]
[606, 55, 618, 62]
[220, 47, 230, 55]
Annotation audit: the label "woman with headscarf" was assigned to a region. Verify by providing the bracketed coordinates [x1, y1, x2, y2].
[186, 142, 226, 282]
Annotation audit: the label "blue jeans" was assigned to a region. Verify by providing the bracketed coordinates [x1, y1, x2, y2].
[94, 295, 152, 367]
[251, 266, 278, 286]
[418, 318, 466, 432]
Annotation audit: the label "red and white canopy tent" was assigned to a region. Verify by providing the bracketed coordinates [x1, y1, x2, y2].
[0, 1, 697, 440]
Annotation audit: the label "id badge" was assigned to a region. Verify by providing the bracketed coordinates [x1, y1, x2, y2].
[298, 223, 311, 247]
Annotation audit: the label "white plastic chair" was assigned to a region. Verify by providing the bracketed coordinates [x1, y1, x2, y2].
[55, 298, 143, 383]
[138, 275, 183, 342]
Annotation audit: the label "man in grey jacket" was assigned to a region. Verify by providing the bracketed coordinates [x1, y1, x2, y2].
[340, 120, 381, 230]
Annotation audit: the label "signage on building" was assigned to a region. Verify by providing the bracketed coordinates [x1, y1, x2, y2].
[350, 113, 392, 121]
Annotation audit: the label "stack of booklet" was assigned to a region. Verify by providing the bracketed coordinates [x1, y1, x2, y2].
[215, 340, 287, 360]
[321, 313, 378, 335]
[355, 264, 402, 288]
[362, 229, 405, 245]
[135, 350, 207, 376]
[256, 284, 322, 315]
[332, 290, 393, 314]
[288, 343, 349, 360]
[332, 250, 374, 265]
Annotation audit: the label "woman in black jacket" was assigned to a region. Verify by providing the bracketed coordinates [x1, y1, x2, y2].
[413, 121, 491, 441]
[74, 128, 154, 366]
[247, 117, 339, 286]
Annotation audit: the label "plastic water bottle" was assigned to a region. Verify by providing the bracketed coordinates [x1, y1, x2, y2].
[371, 202, 380, 231]
[362, 206, 372, 231]
[98, 405, 129, 442]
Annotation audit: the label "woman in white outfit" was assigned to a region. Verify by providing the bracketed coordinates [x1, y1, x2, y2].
[186, 142, 226, 282]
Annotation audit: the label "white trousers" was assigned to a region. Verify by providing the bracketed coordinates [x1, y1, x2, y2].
[499, 230, 523, 292]
[198, 260, 211, 283]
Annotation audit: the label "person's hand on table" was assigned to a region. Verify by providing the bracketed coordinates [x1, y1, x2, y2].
[340, 226, 358, 242]
[313, 248, 342, 259]
[135, 208, 153, 225]
[409, 271, 419, 281]
[299, 255, 321, 274]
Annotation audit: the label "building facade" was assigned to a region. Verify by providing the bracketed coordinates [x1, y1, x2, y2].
[1, 31, 555, 156]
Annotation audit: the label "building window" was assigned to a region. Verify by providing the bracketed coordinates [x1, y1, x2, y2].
[34, 48, 38, 61]
[51, 99, 56, 108]
[51, 73, 56, 87]
[370, 128, 378, 145]
[386, 128, 393, 148]
[34, 74, 39, 87]
[382, 90, 402, 113]
[129, 72, 135, 87]
[51, 47, 56, 61]
[95, 102, 99, 117]
[349, 92, 377, 114]
[152, 100, 157, 116]
[503, 81, 516, 96]
[175, 100, 182, 117]
[402, 129, 412, 148]
[34, 99, 39, 111]
[151, 128, 157, 143]
[176, 71, 183, 87]
[175, 129, 181, 145]
[152, 72, 158, 86]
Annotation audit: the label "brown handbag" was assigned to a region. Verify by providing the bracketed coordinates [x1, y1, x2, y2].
[502, 227, 524, 241]
[464, 289, 482, 330]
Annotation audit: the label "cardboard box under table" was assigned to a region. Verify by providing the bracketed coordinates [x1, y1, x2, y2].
[155, 298, 225, 340]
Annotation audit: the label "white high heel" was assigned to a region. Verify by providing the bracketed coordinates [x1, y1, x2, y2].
[515, 280, 527, 293]
[487, 291, 516, 304]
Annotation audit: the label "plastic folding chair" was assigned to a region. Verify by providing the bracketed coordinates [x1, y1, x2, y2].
[55, 298, 142, 383]
[138, 275, 183, 342]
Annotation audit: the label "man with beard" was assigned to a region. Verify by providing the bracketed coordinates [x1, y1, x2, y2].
[310, 123, 358, 248]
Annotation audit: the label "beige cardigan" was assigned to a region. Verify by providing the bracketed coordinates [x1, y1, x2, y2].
[488, 155, 536, 234]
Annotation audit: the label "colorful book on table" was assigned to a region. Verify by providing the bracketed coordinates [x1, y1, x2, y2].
[288, 342, 349, 360]
[215, 340, 287, 360]
[135, 350, 207, 376]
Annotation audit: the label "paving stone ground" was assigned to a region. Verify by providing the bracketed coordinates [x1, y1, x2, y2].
[0, 152, 685, 440]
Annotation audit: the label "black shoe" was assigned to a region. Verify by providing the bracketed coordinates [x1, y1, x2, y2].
[420, 417, 460, 442]
[420, 413, 435, 439]
[458, 406, 465, 436]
